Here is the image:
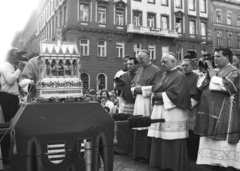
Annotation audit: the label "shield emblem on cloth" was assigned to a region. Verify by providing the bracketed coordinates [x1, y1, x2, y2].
[47, 141, 66, 164]
[77, 138, 92, 161]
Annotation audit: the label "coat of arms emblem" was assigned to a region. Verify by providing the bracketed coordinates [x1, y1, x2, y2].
[47, 141, 66, 164]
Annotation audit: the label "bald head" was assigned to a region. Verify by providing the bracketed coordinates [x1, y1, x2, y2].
[161, 52, 177, 71]
[137, 49, 150, 67]
[163, 52, 177, 61]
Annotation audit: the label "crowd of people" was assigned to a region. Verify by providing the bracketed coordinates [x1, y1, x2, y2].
[0, 46, 240, 171]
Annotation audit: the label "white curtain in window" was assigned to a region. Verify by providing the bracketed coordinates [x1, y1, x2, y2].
[116, 11, 123, 25]
[80, 4, 89, 21]
[176, 0, 182, 8]
[98, 7, 106, 24]
[189, 21, 195, 34]
[162, 46, 169, 55]
[201, 22, 206, 36]
[148, 0, 155, 3]
[161, 0, 167, 5]
[148, 15, 155, 28]
[148, 45, 155, 60]
[227, 13, 232, 25]
[162, 16, 168, 29]
[189, 0, 194, 10]
[216, 11, 221, 23]
[116, 42, 124, 58]
[133, 12, 141, 26]
[176, 18, 182, 33]
[200, 0, 206, 12]
[134, 44, 141, 57]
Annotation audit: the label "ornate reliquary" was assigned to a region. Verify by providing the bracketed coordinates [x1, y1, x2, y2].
[36, 40, 83, 101]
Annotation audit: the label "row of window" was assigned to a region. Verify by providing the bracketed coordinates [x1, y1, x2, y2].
[79, 4, 206, 28]
[79, 39, 185, 61]
[216, 31, 240, 47]
[216, 9, 240, 26]
[133, 11, 207, 37]
[79, 3, 126, 26]
[134, 0, 207, 13]
[79, 4, 207, 37]
[81, 73, 107, 90]
[37, 2, 208, 38]
[37, 0, 66, 34]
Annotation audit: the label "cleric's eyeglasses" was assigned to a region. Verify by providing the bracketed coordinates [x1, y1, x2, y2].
[182, 64, 190, 67]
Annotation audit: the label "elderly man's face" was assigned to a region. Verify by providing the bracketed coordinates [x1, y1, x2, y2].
[161, 55, 175, 72]
[137, 52, 150, 67]
[182, 60, 193, 75]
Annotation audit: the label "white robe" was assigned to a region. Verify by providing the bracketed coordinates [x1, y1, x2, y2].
[131, 86, 152, 130]
[148, 92, 189, 139]
[197, 137, 240, 169]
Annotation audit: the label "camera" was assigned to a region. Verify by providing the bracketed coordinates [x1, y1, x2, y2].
[197, 54, 215, 71]
[15, 51, 28, 62]
[184, 49, 196, 59]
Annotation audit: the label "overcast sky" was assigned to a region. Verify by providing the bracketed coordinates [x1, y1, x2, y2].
[0, 0, 40, 62]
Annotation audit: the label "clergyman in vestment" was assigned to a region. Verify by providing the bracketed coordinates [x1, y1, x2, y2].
[131, 49, 161, 161]
[195, 47, 240, 170]
[148, 52, 191, 171]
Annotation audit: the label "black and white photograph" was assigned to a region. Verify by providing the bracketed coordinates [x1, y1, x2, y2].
[0, 0, 240, 170]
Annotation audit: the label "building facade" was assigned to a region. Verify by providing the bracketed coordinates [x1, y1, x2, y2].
[19, 0, 212, 91]
[211, 0, 240, 56]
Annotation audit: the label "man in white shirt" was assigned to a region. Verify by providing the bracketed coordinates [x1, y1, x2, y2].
[0, 48, 26, 122]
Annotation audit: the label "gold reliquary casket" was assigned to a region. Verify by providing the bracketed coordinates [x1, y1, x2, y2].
[36, 40, 83, 101]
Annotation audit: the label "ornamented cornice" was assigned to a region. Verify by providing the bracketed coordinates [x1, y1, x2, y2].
[80, 0, 92, 2]
[97, 0, 109, 5]
[213, 23, 240, 30]
[115, 0, 127, 8]
[212, 0, 240, 8]
[175, 10, 184, 18]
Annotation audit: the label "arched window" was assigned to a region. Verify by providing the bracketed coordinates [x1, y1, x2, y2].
[97, 73, 107, 90]
[81, 73, 90, 89]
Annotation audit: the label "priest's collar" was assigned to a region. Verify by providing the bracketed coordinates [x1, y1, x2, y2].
[143, 62, 152, 69]
[217, 62, 231, 72]
[165, 67, 177, 73]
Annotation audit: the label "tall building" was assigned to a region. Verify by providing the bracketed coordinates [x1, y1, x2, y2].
[19, 0, 212, 90]
[211, 0, 240, 56]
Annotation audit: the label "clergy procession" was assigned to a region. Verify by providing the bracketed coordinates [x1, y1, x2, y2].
[112, 46, 240, 171]
[0, 44, 240, 171]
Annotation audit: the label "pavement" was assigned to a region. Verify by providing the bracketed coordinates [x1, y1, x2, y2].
[3, 154, 236, 171]
[112, 154, 212, 171]
[3, 155, 212, 171]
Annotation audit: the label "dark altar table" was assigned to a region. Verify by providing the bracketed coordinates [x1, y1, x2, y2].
[9, 101, 114, 171]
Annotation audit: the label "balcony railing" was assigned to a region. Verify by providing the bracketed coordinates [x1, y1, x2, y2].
[127, 24, 179, 38]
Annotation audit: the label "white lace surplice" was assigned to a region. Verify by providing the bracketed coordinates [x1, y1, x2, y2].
[197, 137, 240, 169]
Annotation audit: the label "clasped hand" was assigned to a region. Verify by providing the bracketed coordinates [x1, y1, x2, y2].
[152, 92, 162, 100]
[134, 86, 142, 94]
